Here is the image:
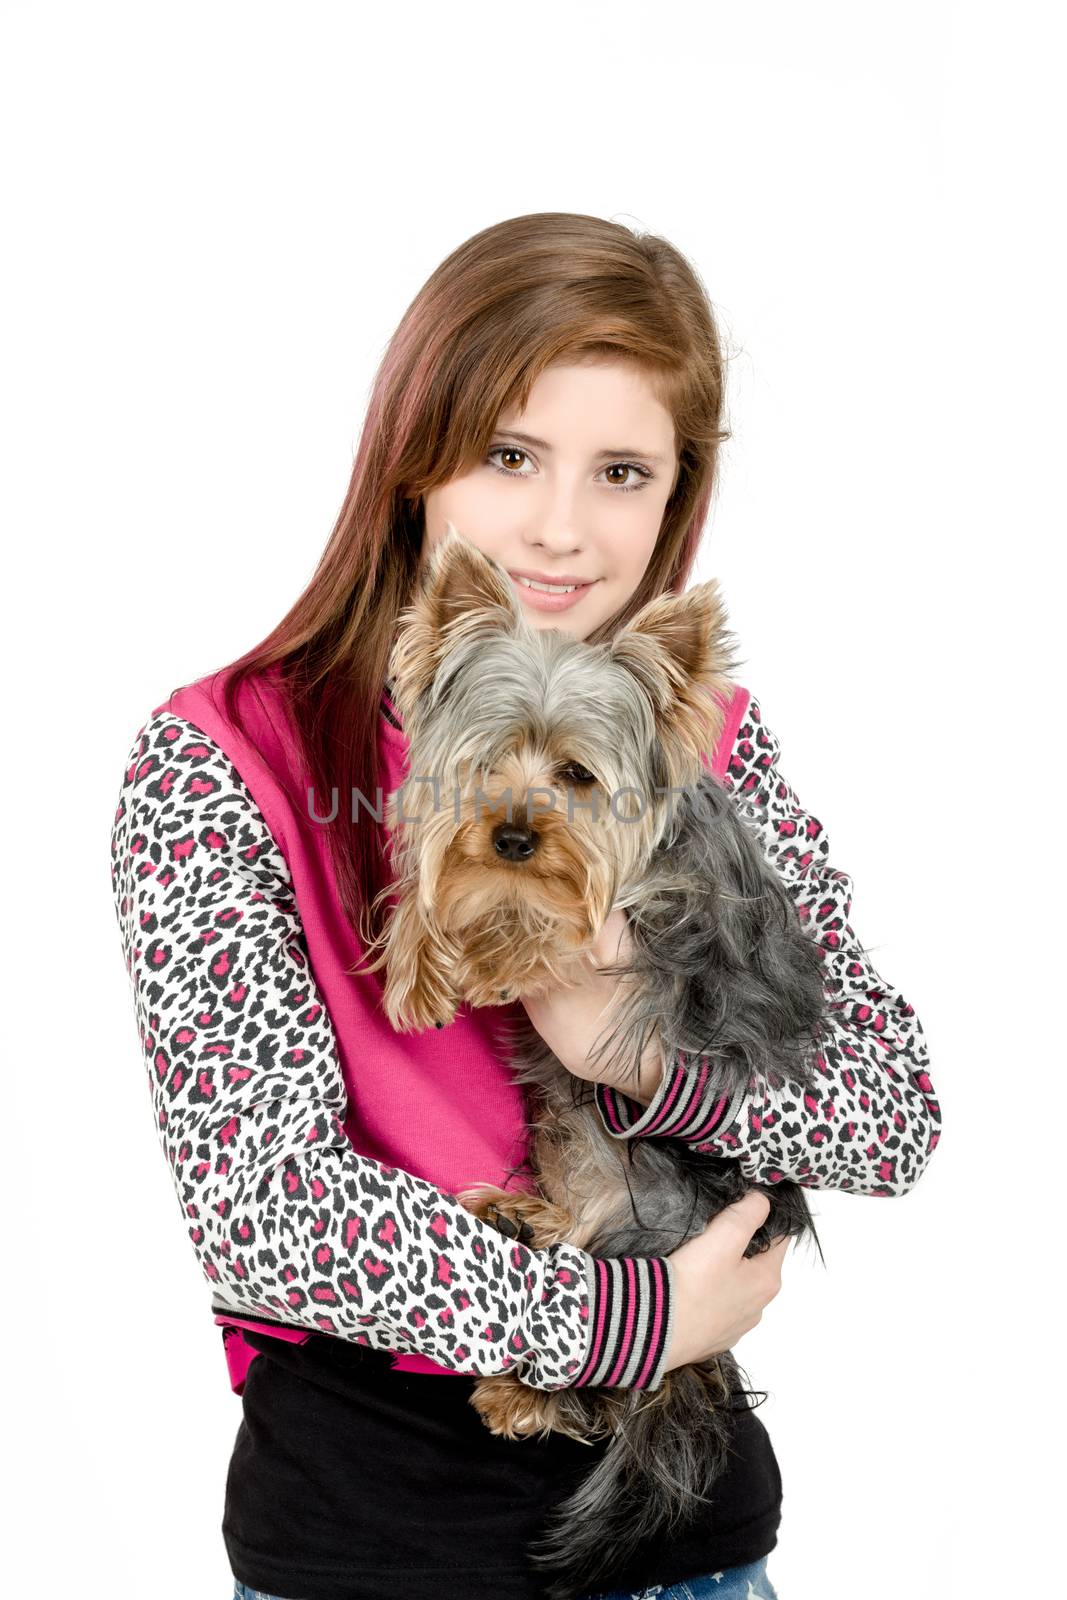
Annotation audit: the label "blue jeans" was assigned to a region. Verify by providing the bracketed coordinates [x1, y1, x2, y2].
[232, 1555, 779, 1599]
[578, 1558, 779, 1599]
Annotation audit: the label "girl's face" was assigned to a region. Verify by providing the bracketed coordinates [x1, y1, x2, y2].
[420, 358, 679, 642]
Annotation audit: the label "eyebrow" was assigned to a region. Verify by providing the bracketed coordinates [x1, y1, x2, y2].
[493, 428, 669, 466]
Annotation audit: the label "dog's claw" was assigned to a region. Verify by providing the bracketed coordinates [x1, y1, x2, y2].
[485, 1204, 536, 1246]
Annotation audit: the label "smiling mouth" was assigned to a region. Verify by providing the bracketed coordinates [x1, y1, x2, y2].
[512, 575, 595, 595]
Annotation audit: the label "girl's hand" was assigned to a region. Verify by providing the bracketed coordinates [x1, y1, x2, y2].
[519, 906, 665, 1102]
[663, 1190, 790, 1371]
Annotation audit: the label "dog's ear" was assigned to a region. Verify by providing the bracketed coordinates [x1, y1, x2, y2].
[423, 521, 522, 635]
[389, 521, 523, 725]
[609, 578, 742, 780]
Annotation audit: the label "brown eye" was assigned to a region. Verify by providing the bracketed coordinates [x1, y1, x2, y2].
[557, 762, 597, 786]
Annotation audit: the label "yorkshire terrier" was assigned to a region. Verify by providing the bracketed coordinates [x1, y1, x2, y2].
[357, 524, 828, 1600]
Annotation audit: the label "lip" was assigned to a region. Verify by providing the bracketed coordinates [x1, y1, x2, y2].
[507, 569, 600, 613]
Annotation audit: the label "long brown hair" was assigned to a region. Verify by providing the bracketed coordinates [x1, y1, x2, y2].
[192, 212, 733, 951]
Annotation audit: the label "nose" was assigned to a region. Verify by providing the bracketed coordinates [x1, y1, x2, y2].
[522, 480, 586, 555]
[491, 821, 538, 862]
[525, 517, 582, 557]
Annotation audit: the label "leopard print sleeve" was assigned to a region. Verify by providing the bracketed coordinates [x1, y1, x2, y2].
[593, 694, 941, 1197]
[111, 709, 675, 1392]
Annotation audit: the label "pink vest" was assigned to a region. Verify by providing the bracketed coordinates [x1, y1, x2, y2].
[158, 665, 749, 1388]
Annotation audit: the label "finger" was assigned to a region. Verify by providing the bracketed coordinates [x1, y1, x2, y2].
[734, 1189, 773, 1223]
[714, 1191, 772, 1250]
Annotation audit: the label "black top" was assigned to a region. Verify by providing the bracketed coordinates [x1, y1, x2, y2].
[222, 1330, 782, 1600]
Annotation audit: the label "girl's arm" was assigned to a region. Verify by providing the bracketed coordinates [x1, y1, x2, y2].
[592, 693, 942, 1198]
[111, 709, 674, 1392]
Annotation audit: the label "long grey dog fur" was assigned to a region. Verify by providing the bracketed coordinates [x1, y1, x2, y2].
[502, 763, 827, 1599]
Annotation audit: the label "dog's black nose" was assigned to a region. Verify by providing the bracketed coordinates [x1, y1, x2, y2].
[491, 822, 538, 862]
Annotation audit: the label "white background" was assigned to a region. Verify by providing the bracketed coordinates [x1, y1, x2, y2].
[3, 3, 1063, 1596]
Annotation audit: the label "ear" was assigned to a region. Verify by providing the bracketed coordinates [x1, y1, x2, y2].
[609, 578, 741, 781]
[388, 521, 523, 727]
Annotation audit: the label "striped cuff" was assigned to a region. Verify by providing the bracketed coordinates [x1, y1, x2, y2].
[594, 1050, 751, 1144]
[571, 1253, 675, 1390]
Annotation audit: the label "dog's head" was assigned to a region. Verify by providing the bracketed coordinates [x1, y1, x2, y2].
[385, 521, 741, 952]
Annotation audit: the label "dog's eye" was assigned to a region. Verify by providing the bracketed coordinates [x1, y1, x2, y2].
[556, 762, 598, 786]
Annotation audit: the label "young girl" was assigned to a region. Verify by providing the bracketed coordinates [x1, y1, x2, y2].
[110, 212, 940, 1600]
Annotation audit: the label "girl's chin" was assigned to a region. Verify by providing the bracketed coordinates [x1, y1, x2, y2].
[525, 607, 604, 639]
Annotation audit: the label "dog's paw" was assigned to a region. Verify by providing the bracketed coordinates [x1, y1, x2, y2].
[469, 1372, 603, 1446]
[455, 1185, 539, 1246]
[383, 995, 458, 1033]
[382, 972, 459, 1033]
[481, 1202, 537, 1246]
[469, 1372, 558, 1440]
[457, 968, 521, 1009]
